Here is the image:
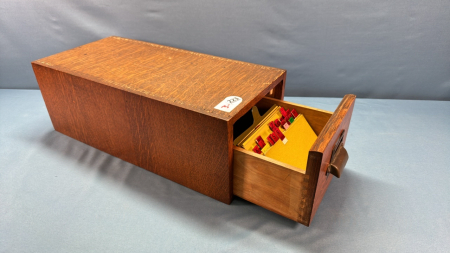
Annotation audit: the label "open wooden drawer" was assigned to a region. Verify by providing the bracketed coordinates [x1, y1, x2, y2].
[233, 95, 356, 226]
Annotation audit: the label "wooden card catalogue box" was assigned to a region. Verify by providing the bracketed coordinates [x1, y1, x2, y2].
[32, 36, 356, 226]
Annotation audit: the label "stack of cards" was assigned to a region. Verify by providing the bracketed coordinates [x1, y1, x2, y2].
[234, 105, 317, 170]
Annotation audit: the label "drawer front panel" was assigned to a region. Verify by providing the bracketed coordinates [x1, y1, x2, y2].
[306, 95, 356, 224]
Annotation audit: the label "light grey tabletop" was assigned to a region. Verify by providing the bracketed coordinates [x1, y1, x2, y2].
[1, 89, 449, 252]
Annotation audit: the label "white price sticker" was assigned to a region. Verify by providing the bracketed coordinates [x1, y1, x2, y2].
[214, 96, 242, 112]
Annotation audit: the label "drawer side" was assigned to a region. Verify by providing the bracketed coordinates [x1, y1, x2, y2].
[233, 147, 309, 225]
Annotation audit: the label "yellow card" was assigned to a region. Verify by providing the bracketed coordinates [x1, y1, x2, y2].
[264, 115, 317, 170]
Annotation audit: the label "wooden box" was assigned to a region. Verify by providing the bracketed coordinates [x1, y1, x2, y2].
[32, 36, 355, 226]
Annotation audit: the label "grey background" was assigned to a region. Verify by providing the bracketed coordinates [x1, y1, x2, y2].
[1, 0, 450, 100]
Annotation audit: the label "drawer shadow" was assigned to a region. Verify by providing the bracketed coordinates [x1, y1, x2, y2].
[37, 130, 397, 251]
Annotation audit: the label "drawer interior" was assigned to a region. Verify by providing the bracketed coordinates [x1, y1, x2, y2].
[232, 97, 333, 173]
[231, 95, 355, 225]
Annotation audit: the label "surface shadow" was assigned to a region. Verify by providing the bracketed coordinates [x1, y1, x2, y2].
[37, 131, 297, 227]
[36, 130, 399, 252]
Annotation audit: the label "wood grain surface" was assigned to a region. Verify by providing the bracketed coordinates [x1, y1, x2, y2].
[233, 147, 309, 223]
[31, 36, 287, 204]
[305, 94, 356, 225]
[32, 64, 232, 203]
[33, 36, 286, 122]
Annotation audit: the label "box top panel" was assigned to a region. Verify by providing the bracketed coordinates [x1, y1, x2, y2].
[33, 36, 285, 121]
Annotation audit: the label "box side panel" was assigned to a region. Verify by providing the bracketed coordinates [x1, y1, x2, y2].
[32, 63, 232, 203]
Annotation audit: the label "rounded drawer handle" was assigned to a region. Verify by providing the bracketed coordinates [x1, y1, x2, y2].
[327, 144, 348, 178]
